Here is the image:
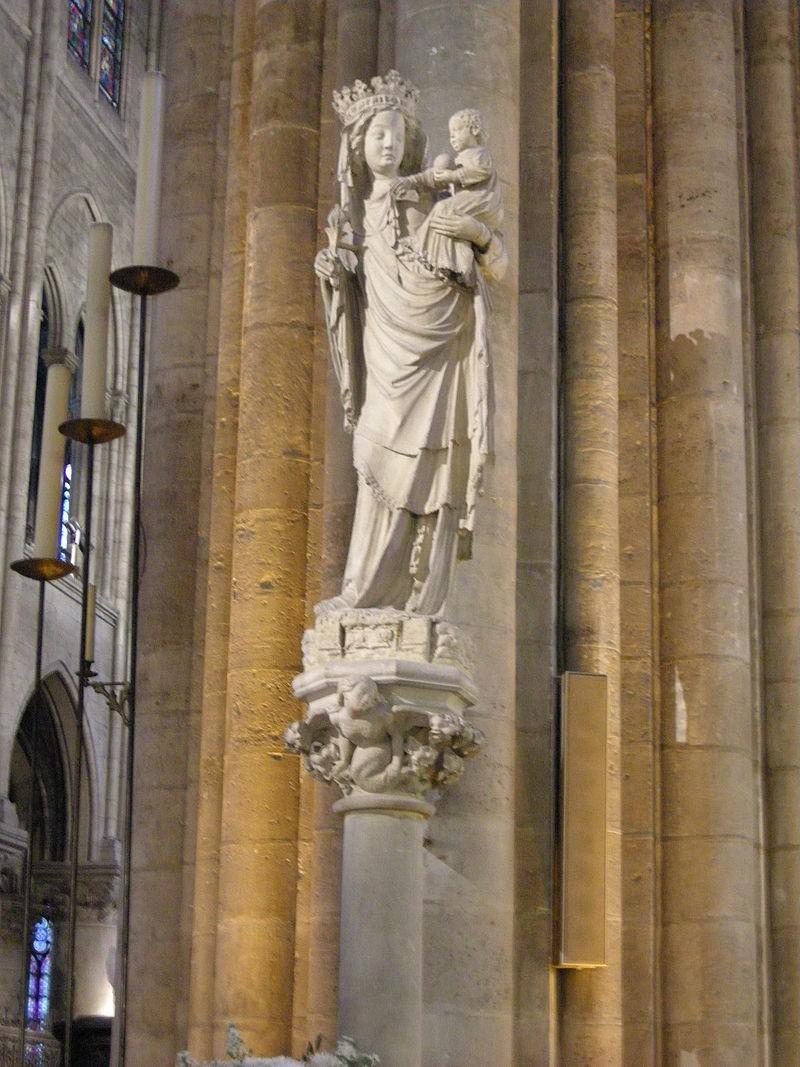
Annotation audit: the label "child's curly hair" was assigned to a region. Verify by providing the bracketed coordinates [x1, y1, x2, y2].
[451, 107, 486, 145]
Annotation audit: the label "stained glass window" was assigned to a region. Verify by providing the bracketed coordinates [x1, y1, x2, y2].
[99, 0, 125, 108]
[67, 0, 93, 70]
[26, 917, 53, 1031]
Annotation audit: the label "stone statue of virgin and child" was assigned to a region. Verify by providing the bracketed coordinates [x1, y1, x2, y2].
[315, 71, 506, 617]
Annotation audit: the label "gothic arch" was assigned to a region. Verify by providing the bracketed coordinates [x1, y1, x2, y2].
[9, 666, 100, 862]
[41, 263, 66, 350]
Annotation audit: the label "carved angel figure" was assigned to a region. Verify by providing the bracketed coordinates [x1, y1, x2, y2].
[328, 676, 404, 793]
[315, 72, 507, 615]
[284, 673, 485, 798]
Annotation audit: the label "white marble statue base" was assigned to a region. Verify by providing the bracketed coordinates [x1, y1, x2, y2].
[295, 606, 477, 712]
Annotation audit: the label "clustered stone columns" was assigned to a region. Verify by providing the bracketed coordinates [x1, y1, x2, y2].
[653, 1, 760, 1059]
[746, 1, 800, 1058]
[560, 0, 622, 1061]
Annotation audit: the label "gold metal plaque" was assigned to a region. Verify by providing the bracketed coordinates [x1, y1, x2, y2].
[557, 671, 607, 968]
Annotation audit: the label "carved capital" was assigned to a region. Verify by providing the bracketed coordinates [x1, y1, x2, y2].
[0, 1024, 61, 1066]
[31, 861, 120, 921]
[42, 345, 78, 373]
[109, 389, 128, 423]
[0, 820, 29, 930]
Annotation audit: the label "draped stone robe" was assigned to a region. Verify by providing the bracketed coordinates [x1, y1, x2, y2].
[321, 179, 504, 614]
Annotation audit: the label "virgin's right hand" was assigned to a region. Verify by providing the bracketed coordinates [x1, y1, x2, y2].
[314, 247, 341, 285]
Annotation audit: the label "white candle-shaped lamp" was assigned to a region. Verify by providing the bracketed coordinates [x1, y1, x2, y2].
[81, 222, 113, 420]
[133, 70, 166, 266]
[32, 362, 71, 559]
[84, 583, 96, 663]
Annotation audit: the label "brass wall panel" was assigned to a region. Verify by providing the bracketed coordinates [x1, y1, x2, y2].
[558, 671, 607, 968]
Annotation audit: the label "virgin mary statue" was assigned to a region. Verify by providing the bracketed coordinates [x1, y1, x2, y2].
[315, 71, 506, 616]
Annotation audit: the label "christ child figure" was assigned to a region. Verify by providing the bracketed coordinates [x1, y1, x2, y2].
[395, 108, 504, 286]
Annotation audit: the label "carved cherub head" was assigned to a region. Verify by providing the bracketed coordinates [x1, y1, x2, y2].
[449, 108, 486, 150]
[337, 675, 382, 717]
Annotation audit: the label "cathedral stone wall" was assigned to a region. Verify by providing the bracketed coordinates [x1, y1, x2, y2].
[0, 1, 797, 1066]
[0, 0, 147, 1044]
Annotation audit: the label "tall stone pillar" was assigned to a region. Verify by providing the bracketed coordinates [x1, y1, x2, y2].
[209, 0, 325, 1056]
[746, 1, 800, 1059]
[615, 6, 659, 1062]
[127, 5, 231, 1062]
[652, 1, 759, 1060]
[185, 1, 252, 1058]
[393, 3, 519, 1062]
[559, 1, 621, 1061]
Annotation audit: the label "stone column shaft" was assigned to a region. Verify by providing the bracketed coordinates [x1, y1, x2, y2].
[186, 1, 253, 1057]
[210, 0, 324, 1055]
[559, 0, 621, 1060]
[746, 1, 800, 1059]
[394, 3, 519, 1062]
[127, 5, 231, 1062]
[0, 0, 45, 597]
[293, 0, 347, 1051]
[615, 6, 660, 1062]
[336, 803, 428, 1067]
[653, 1, 759, 1059]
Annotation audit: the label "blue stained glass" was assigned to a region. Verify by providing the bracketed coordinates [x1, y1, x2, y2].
[59, 462, 72, 555]
[67, 0, 93, 69]
[26, 917, 53, 1032]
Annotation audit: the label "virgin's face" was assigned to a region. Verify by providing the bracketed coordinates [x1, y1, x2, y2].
[364, 109, 406, 177]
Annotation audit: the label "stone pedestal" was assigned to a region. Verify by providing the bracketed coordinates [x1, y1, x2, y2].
[287, 608, 483, 1067]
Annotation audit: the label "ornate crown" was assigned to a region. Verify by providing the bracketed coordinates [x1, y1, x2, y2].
[333, 70, 419, 127]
